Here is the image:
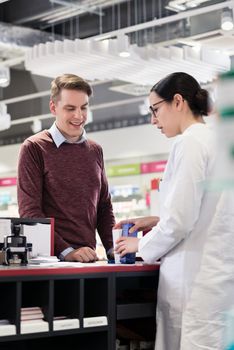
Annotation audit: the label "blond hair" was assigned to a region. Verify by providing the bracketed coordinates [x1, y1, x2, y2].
[50, 74, 92, 102]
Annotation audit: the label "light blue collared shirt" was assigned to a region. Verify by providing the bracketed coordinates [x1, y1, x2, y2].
[48, 122, 87, 148]
[47, 122, 87, 260]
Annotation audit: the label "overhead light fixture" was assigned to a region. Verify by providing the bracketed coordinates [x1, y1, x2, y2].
[109, 83, 151, 96]
[86, 109, 93, 125]
[25, 38, 230, 85]
[221, 8, 234, 31]
[0, 66, 10, 87]
[167, 3, 186, 12]
[0, 103, 11, 131]
[117, 34, 130, 58]
[186, 1, 198, 8]
[31, 119, 42, 134]
[166, 0, 213, 12]
[139, 98, 149, 116]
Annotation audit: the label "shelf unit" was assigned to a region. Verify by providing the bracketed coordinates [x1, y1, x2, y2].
[0, 264, 159, 350]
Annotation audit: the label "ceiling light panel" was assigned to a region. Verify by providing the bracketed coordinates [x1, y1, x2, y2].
[25, 37, 230, 85]
[0, 66, 10, 87]
[166, 0, 213, 12]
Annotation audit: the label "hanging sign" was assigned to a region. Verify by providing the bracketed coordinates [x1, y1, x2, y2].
[0, 177, 17, 187]
[141, 161, 167, 174]
[107, 164, 140, 177]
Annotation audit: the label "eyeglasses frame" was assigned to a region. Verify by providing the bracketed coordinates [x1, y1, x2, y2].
[149, 99, 169, 118]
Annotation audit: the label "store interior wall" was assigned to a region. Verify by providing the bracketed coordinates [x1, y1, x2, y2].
[0, 0, 233, 218]
[0, 122, 172, 217]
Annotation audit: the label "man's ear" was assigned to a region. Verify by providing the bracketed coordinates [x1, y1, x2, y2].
[49, 100, 56, 116]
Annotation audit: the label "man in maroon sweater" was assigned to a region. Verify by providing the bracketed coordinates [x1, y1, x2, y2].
[17, 74, 115, 262]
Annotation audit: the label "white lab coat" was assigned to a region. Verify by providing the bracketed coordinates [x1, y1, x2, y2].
[139, 123, 221, 350]
[180, 191, 234, 350]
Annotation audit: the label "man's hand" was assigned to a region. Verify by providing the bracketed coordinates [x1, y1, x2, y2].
[65, 247, 98, 262]
[114, 216, 159, 233]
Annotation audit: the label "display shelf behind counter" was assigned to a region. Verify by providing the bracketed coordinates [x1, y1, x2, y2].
[0, 263, 159, 350]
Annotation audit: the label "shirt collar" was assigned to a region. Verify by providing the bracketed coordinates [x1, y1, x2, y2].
[183, 122, 206, 135]
[48, 122, 87, 148]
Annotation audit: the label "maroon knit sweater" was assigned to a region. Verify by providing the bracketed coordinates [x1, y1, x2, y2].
[17, 130, 115, 256]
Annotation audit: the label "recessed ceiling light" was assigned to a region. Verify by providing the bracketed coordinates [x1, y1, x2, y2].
[221, 8, 234, 31]
[0, 67, 10, 87]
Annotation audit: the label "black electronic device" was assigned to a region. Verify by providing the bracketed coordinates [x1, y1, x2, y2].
[0, 222, 32, 265]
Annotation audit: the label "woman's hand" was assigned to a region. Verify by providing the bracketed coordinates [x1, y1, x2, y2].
[114, 216, 159, 233]
[115, 237, 139, 257]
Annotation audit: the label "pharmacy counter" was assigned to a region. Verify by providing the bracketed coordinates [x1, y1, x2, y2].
[0, 262, 159, 350]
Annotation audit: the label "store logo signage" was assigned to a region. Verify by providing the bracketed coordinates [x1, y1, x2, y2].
[0, 177, 17, 187]
[141, 161, 167, 174]
[107, 164, 140, 177]
[107, 160, 167, 177]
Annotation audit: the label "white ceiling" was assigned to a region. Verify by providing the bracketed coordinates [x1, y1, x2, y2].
[0, 0, 234, 144]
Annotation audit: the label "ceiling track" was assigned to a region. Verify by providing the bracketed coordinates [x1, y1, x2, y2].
[94, 0, 234, 40]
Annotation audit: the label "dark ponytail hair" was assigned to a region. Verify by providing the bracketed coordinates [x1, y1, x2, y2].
[150, 72, 211, 116]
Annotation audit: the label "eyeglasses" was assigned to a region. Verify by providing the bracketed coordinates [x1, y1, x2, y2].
[149, 99, 167, 118]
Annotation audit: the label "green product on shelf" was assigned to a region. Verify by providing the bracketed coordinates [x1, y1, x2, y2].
[220, 107, 234, 119]
[226, 346, 234, 350]
[219, 70, 234, 79]
[208, 70, 234, 190]
[224, 308, 234, 350]
[218, 110, 234, 162]
[216, 70, 234, 116]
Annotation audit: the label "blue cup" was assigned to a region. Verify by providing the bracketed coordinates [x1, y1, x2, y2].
[120, 223, 138, 264]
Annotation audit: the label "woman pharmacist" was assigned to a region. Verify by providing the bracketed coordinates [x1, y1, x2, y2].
[115, 72, 223, 350]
